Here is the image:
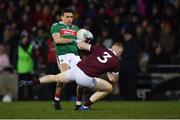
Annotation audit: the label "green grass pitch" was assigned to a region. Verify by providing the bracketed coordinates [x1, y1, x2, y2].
[0, 101, 180, 119]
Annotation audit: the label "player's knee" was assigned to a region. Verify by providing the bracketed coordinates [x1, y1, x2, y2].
[106, 84, 113, 92]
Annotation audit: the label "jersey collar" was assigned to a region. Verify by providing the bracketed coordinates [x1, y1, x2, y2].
[108, 48, 117, 56]
[59, 21, 72, 28]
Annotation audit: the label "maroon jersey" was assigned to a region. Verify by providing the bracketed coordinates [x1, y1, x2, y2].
[77, 45, 120, 77]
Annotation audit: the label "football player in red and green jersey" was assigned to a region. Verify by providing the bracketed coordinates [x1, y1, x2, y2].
[50, 8, 82, 110]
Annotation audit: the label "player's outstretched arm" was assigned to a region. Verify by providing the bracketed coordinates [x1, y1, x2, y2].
[77, 41, 91, 51]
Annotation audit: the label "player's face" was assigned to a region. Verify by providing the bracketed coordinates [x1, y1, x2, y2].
[112, 45, 123, 58]
[61, 12, 73, 26]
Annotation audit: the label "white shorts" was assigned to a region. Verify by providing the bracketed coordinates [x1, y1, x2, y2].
[66, 65, 97, 88]
[57, 53, 81, 68]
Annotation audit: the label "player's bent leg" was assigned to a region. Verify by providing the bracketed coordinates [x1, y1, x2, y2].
[89, 78, 113, 103]
[79, 78, 112, 110]
[89, 91, 110, 103]
[94, 78, 113, 92]
[54, 82, 63, 101]
[54, 82, 66, 101]
[75, 85, 85, 110]
[54, 63, 69, 107]
[54, 82, 66, 110]
[79, 91, 110, 111]
[52, 70, 70, 110]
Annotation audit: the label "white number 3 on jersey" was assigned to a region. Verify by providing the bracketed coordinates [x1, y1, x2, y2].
[97, 51, 112, 63]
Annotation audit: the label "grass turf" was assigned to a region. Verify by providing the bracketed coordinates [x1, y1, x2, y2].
[0, 101, 180, 119]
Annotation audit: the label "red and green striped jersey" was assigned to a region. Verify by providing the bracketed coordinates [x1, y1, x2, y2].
[51, 21, 79, 55]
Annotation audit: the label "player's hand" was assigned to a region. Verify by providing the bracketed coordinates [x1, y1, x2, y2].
[76, 39, 83, 43]
[84, 31, 93, 40]
[107, 72, 118, 83]
[72, 38, 82, 43]
[107, 72, 113, 81]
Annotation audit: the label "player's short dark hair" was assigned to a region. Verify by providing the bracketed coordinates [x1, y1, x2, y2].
[61, 8, 74, 16]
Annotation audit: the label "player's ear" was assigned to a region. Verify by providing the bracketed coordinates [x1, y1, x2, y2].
[60, 15, 64, 20]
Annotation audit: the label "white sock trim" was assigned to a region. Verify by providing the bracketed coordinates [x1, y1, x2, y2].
[54, 97, 60, 101]
[76, 101, 82, 105]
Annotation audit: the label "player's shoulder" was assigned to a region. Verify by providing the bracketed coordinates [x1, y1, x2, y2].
[51, 22, 63, 27]
[51, 22, 59, 29]
[71, 24, 79, 30]
[90, 45, 105, 52]
[51, 22, 65, 32]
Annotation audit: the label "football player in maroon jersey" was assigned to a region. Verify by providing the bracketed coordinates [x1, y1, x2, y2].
[20, 41, 123, 110]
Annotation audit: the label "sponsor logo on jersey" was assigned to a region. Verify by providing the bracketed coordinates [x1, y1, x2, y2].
[60, 29, 76, 36]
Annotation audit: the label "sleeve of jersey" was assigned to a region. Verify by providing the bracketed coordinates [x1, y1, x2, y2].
[112, 64, 120, 73]
[50, 23, 60, 34]
[90, 45, 100, 53]
[74, 25, 79, 31]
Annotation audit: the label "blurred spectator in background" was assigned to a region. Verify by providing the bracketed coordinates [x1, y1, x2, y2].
[119, 28, 140, 100]
[31, 27, 49, 65]
[147, 20, 175, 67]
[145, 24, 166, 65]
[159, 20, 176, 61]
[2, 24, 19, 65]
[96, 28, 114, 48]
[111, 15, 123, 41]
[136, 24, 149, 73]
[36, 37, 58, 100]
[0, 44, 10, 73]
[41, 4, 53, 29]
[14, 31, 37, 100]
[95, 6, 112, 34]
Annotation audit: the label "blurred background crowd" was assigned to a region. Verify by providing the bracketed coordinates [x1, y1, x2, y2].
[0, 0, 179, 101]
